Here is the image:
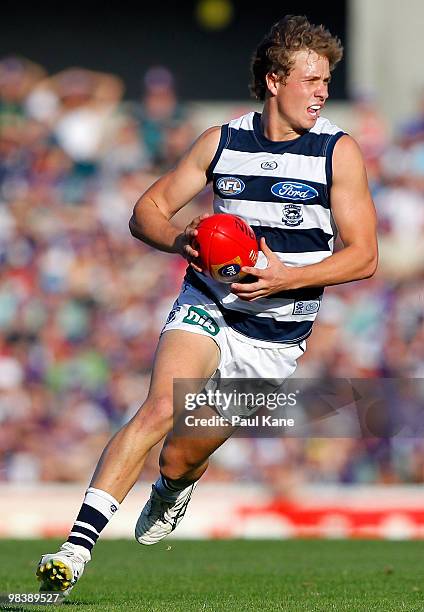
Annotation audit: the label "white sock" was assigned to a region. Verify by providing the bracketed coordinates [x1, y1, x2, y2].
[67, 487, 120, 554]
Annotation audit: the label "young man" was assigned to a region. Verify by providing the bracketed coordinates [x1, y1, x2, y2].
[36, 15, 377, 594]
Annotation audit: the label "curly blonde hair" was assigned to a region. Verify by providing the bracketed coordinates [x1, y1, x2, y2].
[250, 15, 343, 101]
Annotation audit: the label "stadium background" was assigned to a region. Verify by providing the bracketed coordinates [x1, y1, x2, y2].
[1, 0, 424, 541]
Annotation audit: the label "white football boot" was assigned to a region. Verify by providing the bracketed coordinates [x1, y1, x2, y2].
[36, 542, 91, 596]
[135, 482, 197, 545]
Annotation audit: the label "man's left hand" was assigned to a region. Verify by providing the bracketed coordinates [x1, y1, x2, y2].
[230, 238, 297, 301]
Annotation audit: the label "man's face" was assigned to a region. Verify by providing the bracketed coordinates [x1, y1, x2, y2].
[271, 49, 331, 132]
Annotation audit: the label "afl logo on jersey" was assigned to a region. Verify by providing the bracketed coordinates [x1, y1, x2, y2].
[271, 181, 318, 201]
[261, 161, 278, 170]
[282, 204, 303, 226]
[216, 177, 245, 196]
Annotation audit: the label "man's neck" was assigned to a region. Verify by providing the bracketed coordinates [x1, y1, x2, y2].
[260, 104, 304, 142]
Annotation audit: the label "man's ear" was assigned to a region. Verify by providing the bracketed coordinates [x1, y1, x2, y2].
[265, 72, 280, 96]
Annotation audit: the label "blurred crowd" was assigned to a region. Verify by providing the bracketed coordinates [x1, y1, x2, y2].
[0, 56, 423, 489]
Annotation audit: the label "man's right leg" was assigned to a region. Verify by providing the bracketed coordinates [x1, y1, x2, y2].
[36, 329, 219, 594]
[135, 403, 237, 544]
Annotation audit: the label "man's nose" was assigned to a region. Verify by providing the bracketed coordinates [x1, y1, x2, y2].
[315, 83, 329, 100]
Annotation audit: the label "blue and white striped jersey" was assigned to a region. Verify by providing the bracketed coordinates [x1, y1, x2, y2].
[186, 111, 345, 345]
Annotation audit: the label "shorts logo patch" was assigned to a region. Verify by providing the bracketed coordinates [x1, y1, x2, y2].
[282, 204, 303, 226]
[165, 304, 181, 325]
[293, 299, 321, 315]
[271, 181, 318, 201]
[183, 306, 219, 336]
[216, 176, 245, 196]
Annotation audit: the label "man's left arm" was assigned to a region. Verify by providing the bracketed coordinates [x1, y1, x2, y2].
[231, 135, 378, 300]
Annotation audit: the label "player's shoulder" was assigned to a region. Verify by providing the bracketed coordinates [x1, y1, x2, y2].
[192, 125, 221, 155]
[310, 114, 363, 164]
[333, 133, 364, 162]
[194, 111, 255, 148]
[189, 111, 256, 169]
[331, 134, 368, 185]
[181, 125, 221, 172]
[197, 125, 222, 145]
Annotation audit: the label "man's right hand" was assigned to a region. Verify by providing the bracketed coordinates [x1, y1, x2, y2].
[176, 213, 211, 273]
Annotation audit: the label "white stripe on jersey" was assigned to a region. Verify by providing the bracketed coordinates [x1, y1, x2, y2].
[214, 149, 327, 184]
[228, 112, 255, 131]
[228, 113, 341, 136]
[195, 277, 319, 322]
[310, 116, 343, 135]
[215, 198, 333, 235]
[255, 250, 333, 268]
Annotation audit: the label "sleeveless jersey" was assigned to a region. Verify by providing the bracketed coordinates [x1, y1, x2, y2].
[186, 111, 345, 345]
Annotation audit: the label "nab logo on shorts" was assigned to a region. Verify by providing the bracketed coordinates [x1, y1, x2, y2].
[216, 176, 245, 196]
[165, 305, 181, 325]
[183, 306, 219, 336]
[110, 504, 117, 513]
[219, 263, 241, 278]
[271, 181, 318, 201]
[293, 300, 321, 315]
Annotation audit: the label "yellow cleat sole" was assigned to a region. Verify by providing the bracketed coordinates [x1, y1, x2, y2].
[36, 559, 73, 592]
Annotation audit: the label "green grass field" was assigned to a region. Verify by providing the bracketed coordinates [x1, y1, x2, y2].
[0, 539, 423, 611]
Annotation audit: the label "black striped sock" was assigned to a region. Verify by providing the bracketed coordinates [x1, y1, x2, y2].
[154, 475, 192, 501]
[67, 487, 120, 554]
[161, 475, 184, 492]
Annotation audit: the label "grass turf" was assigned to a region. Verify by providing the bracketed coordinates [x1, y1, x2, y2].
[0, 539, 423, 611]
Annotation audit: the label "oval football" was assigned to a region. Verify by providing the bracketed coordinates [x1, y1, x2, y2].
[196, 214, 258, 283]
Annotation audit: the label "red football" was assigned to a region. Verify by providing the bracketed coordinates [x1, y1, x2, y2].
[195, 214, 258, 283]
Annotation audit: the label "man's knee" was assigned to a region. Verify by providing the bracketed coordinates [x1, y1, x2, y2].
[133, 396, 174, 436]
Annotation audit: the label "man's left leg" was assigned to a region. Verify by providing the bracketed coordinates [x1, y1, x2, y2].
[135, 413, 234, 544]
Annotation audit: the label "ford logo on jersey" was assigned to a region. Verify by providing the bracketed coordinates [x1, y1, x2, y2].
[216, 177, 245, 196]
[271, 181, 318, 201]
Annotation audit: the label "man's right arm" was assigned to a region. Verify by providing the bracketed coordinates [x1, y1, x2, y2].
[129, 126, 221, 261]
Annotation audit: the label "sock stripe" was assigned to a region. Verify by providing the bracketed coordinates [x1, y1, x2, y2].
[74, 520, 100, 536]
[67, 489, 120, 556]
[76, 504, 109, 532]
[71, 525, 99, 542]
[68, 535, 94, 551]
[85, 488, 120, 517]
[69, 531, 96, 546]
